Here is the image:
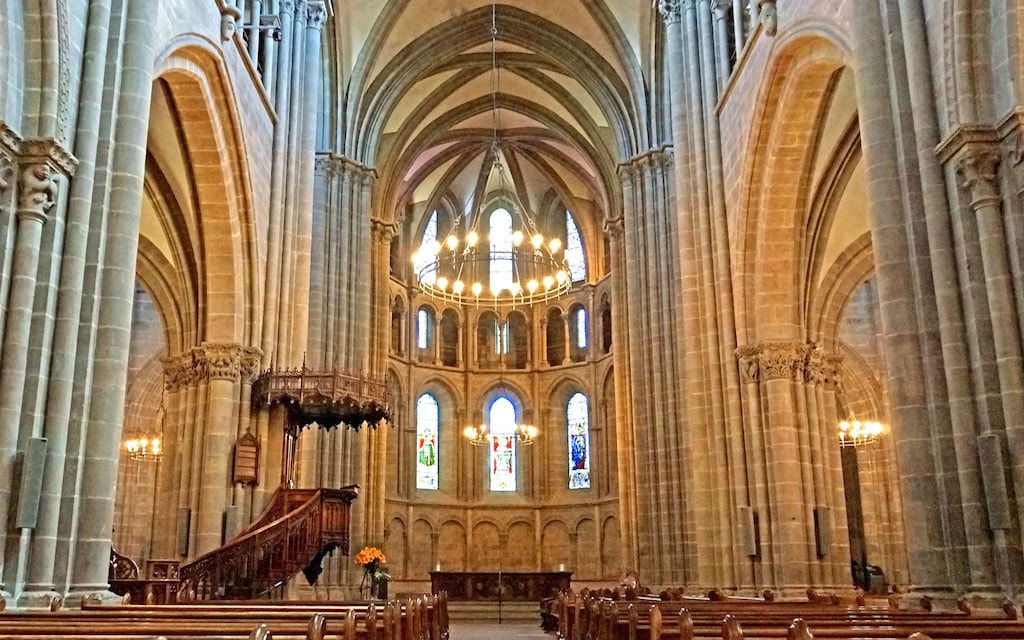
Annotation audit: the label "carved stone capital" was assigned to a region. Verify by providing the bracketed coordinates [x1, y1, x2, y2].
[306, 1, 328, 30]
[956, 149, 1002, 203]
[163, 351, 200, 391]
[279, 0, 295, 18]
[739, 342, 808, 382]
[656, 0, 682, 25]
[203, 343, 245, 381]
[240, 347, 264, 384]
[603, 216, 625, 240]
[17, 163, 58, 223]
[372, 219, 396, 243]
[760, 342, 806, 381]
[735, 346, 760, 384]
[803, 344, 828, 385]
[712, 0, 731, 18]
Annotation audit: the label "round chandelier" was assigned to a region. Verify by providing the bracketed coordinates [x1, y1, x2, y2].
[410, 5, 571, 308]
[838, 419, 884, 448]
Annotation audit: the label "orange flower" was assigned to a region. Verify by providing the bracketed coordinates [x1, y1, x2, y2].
[355, 546, 387, 565]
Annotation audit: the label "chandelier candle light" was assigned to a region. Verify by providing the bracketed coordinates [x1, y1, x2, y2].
[410, 5, 571, 308]
[464, 422, 538, 446]
[838, 419, 885, 448]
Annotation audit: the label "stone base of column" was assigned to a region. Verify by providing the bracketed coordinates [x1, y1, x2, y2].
[62, 588, 126, 609]
[16, 589, 63, 610]
[895, 587, 962, 613]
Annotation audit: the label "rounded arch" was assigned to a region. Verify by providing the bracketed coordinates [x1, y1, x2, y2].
[152, 37, 258, 345]
[734, 34, 851, 344]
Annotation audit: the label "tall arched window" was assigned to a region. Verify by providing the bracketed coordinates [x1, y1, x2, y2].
[414, 211, 439, 285]
[566, 211, 586, 283]
[417, 308, 430, 350]
[575, 307, 587, 349]
[489, 208, 513, 293]
[567, 393, 591, 489]
[489, 396, 517, 492]
[416, 394, 440, 490]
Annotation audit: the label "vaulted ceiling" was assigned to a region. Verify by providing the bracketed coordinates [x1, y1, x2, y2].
[325, 1, 665, 231]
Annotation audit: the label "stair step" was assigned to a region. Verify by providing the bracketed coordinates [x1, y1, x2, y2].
[446, 601, 540, 623]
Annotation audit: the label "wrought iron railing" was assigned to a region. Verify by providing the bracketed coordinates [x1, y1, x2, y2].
[178, 486, 358, 600]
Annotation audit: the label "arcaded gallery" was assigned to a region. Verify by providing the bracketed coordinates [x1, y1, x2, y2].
[0, 1, 1023, 638]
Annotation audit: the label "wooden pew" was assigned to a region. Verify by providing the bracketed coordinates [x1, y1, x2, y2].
[555, 590, 1024, 640]
[0, 592, 449, 640]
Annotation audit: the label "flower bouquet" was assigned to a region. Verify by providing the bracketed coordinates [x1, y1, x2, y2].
[355, 546, 390, 599]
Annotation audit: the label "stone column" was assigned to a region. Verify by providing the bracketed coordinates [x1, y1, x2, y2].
[67, 0, 158, 601]
[605, 216, 639, 568]
[760, 343, 811, 595]
[194, 344, 247, 555]
[954, 147, 1024, 573]
[259, 0, 296, 369]
[852, 0, 955, 597]
[0, 145, 63, 592]
[22, 0, 116, 604]
[711, 1, 732, 88]
[0, 125, 19, 365]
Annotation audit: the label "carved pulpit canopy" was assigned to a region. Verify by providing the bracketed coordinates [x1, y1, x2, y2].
[252, 367, 391, 431]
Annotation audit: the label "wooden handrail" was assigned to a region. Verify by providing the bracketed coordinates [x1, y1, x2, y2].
[178, 486, 358, 600]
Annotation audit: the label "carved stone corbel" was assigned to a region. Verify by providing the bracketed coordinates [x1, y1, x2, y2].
[758, 0, 778, 36]
[220, 5, 242, 42]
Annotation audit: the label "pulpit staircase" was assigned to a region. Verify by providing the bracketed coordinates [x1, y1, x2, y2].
[177, 485, 358, 600]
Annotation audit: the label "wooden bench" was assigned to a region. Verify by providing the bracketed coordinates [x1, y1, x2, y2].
[0, 592, 448, 640]
[554, 590, 1024, 640]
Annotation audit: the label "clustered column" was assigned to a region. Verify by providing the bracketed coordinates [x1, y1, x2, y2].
[734, 343, 850, 597]
[617, 149, 687, 584]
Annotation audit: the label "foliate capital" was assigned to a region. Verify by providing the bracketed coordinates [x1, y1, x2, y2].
[203, 343, 245, 381]
[737, 341, 809, 382]
[656, 0, 682, 25]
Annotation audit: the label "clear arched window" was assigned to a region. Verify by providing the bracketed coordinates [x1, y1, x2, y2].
[567, 393, 591, 489]
[414, 211, 439, 285]
[566, 211, 586, 283]
[489, 396, 517, 492]
[489, 208, 513, 293]
[417, 308, 429, 350]
[576, 307, 587, 349]
[416, 394, 440, 490]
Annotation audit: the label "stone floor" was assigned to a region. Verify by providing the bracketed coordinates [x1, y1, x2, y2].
[448, 620, 554, 639]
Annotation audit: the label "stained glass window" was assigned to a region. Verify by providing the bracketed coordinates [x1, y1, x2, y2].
[417, 308, 429, 349]
[489, 396, 517, 492]
[566, 211, 586, 282]
[576, 308, 587, 349]
[567, 392, 590, 489]
[416, 394, 439, 490]
[490, 208, 513, 293]
[415, 211, 439, 285]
